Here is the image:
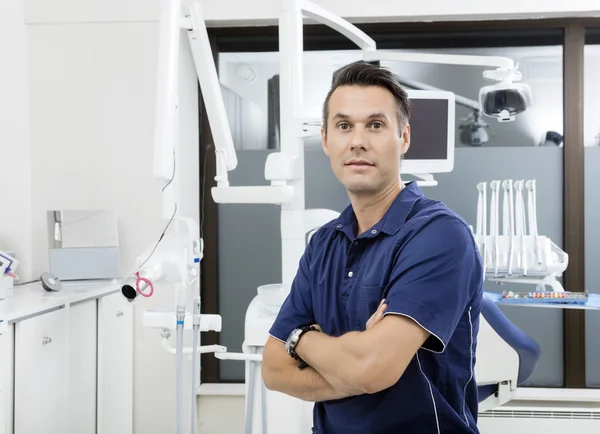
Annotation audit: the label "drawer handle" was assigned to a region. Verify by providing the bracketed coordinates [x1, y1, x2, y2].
[42, 336, 52, 345]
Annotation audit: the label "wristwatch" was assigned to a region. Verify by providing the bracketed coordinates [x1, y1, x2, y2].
[285, 325, 319, 367]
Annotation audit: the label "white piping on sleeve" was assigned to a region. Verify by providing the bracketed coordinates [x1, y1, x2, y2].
[462, 306, 474, 425]
[269, 333, 286, 344]
[382, 311, 446, 353]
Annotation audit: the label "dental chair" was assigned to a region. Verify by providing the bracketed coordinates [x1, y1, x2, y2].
[475, 295, 541, 412]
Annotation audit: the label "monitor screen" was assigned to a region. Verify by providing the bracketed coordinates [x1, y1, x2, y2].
[404, 98, 449, 160]
[402, 90, 455, 174]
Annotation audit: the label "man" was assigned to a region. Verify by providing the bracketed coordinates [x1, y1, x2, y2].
[262, 61, 483, 434]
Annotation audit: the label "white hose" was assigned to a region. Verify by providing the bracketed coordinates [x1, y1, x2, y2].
[176, 306, 185, 434]
[191, 298, 200, 434]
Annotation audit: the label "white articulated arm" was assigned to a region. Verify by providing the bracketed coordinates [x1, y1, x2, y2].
[153, 0, 182, 189]
[185, 3, 237, 175]
[188, 4, 297, 204]
[363, 50, 517, 72]
[187, 3, 297, 205]
[299, 0, 519, 79]
[299, 0, 376, 50]
[394, 76, 480, 111]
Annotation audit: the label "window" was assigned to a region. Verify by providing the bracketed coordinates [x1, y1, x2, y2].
[200, 21, 597, 386]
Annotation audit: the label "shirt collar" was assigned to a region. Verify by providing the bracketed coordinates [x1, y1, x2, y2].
[333, 181, 424, 239]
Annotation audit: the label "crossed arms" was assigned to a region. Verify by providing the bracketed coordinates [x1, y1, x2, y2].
[262, 214, 479, 402]
[261, 301, 430, 401]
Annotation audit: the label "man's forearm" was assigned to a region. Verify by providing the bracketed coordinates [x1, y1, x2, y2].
[263, 359, 354, 402]
[295, 330, 370, 394]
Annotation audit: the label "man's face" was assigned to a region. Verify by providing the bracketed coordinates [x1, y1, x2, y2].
[321, 85, 410, 196]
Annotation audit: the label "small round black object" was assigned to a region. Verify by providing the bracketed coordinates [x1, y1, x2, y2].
[121, 284, 137, 302]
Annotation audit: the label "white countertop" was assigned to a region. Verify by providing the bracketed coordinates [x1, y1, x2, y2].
[0, 280, 121, 323]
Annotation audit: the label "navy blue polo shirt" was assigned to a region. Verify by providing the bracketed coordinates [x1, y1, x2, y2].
[269, 182, 484, 434]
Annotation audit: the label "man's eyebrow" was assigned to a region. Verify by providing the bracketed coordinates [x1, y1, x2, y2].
[332, 112, 388, 120]
[332, 113, 349, 120]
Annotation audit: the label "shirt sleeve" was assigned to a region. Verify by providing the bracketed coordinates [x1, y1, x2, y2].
[382, 213, 482, 353]
[268, 236, 316, 343]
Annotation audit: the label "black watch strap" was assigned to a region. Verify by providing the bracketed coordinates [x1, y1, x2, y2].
[290, 325, 319, 366]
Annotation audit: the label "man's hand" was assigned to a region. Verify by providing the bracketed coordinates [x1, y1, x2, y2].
[366, 299, 387, 330]
[309, 299, 386, 335]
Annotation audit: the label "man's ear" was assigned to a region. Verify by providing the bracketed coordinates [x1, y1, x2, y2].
[401, 124, 411, 155]
[321, 127, 330, 156]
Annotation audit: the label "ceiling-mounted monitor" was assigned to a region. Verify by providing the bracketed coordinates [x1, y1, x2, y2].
[402, 89, 455, 175]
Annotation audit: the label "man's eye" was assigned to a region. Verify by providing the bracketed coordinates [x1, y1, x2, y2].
[338, 123, 350, 129]
[371, 122, 383, 128]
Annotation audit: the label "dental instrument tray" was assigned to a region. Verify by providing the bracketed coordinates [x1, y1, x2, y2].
[501, 290, 589, 305]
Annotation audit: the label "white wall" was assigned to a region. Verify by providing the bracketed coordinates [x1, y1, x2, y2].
[2, 1, 600, 434]
[2, 1, 200, 433]
[0, 0, 32, 279]
[25, 16, 201, 434]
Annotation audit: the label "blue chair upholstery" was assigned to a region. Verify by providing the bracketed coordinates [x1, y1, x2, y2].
[477, 297, 541, 403]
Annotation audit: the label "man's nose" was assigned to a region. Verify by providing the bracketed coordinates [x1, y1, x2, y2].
[350, 127, 369, 151]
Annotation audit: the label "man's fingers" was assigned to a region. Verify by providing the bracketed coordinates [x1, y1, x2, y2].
[366, 301, 388, 329]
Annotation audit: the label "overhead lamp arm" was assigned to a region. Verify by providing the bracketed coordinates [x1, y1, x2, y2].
[394, 75, 481, 111]
[299, 0, 376, 50]
[363, 50, 516, 71]
[298, 0, 517, 74]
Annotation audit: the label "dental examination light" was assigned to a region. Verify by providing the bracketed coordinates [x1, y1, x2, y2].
[362, 49, 533, 122]
[131, 0, 537, 433]
[474, 179, 568, 292]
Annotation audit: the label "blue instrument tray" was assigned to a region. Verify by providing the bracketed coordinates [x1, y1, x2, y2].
[484, 291, 600, 310]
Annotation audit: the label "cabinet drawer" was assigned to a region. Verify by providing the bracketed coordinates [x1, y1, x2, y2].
[97, 293, 133, 434]
[68, 300, 97, 434]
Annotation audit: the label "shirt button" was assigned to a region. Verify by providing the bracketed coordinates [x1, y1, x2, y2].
[336, 224, 342, 228]
[348, 271, 354, 277]
[371, 229, 377, 234]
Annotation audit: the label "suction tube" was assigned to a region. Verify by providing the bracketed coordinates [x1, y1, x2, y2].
[176, 304, 185, 434]
[191, 297, 201, 434]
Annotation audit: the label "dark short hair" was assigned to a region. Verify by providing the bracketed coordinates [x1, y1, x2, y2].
[322, 61, 411, 135]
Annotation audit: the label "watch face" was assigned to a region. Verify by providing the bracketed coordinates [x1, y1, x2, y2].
[286, 329, 301, 355]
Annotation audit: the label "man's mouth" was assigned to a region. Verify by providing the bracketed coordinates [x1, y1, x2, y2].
[346, 160, 374, 166]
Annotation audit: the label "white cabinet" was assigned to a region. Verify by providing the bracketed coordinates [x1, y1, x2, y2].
[68, 300, 97, 434]
[97, 292, 133, 434]
[14, 308, 68, 434]
[1, 286, 132, 434]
